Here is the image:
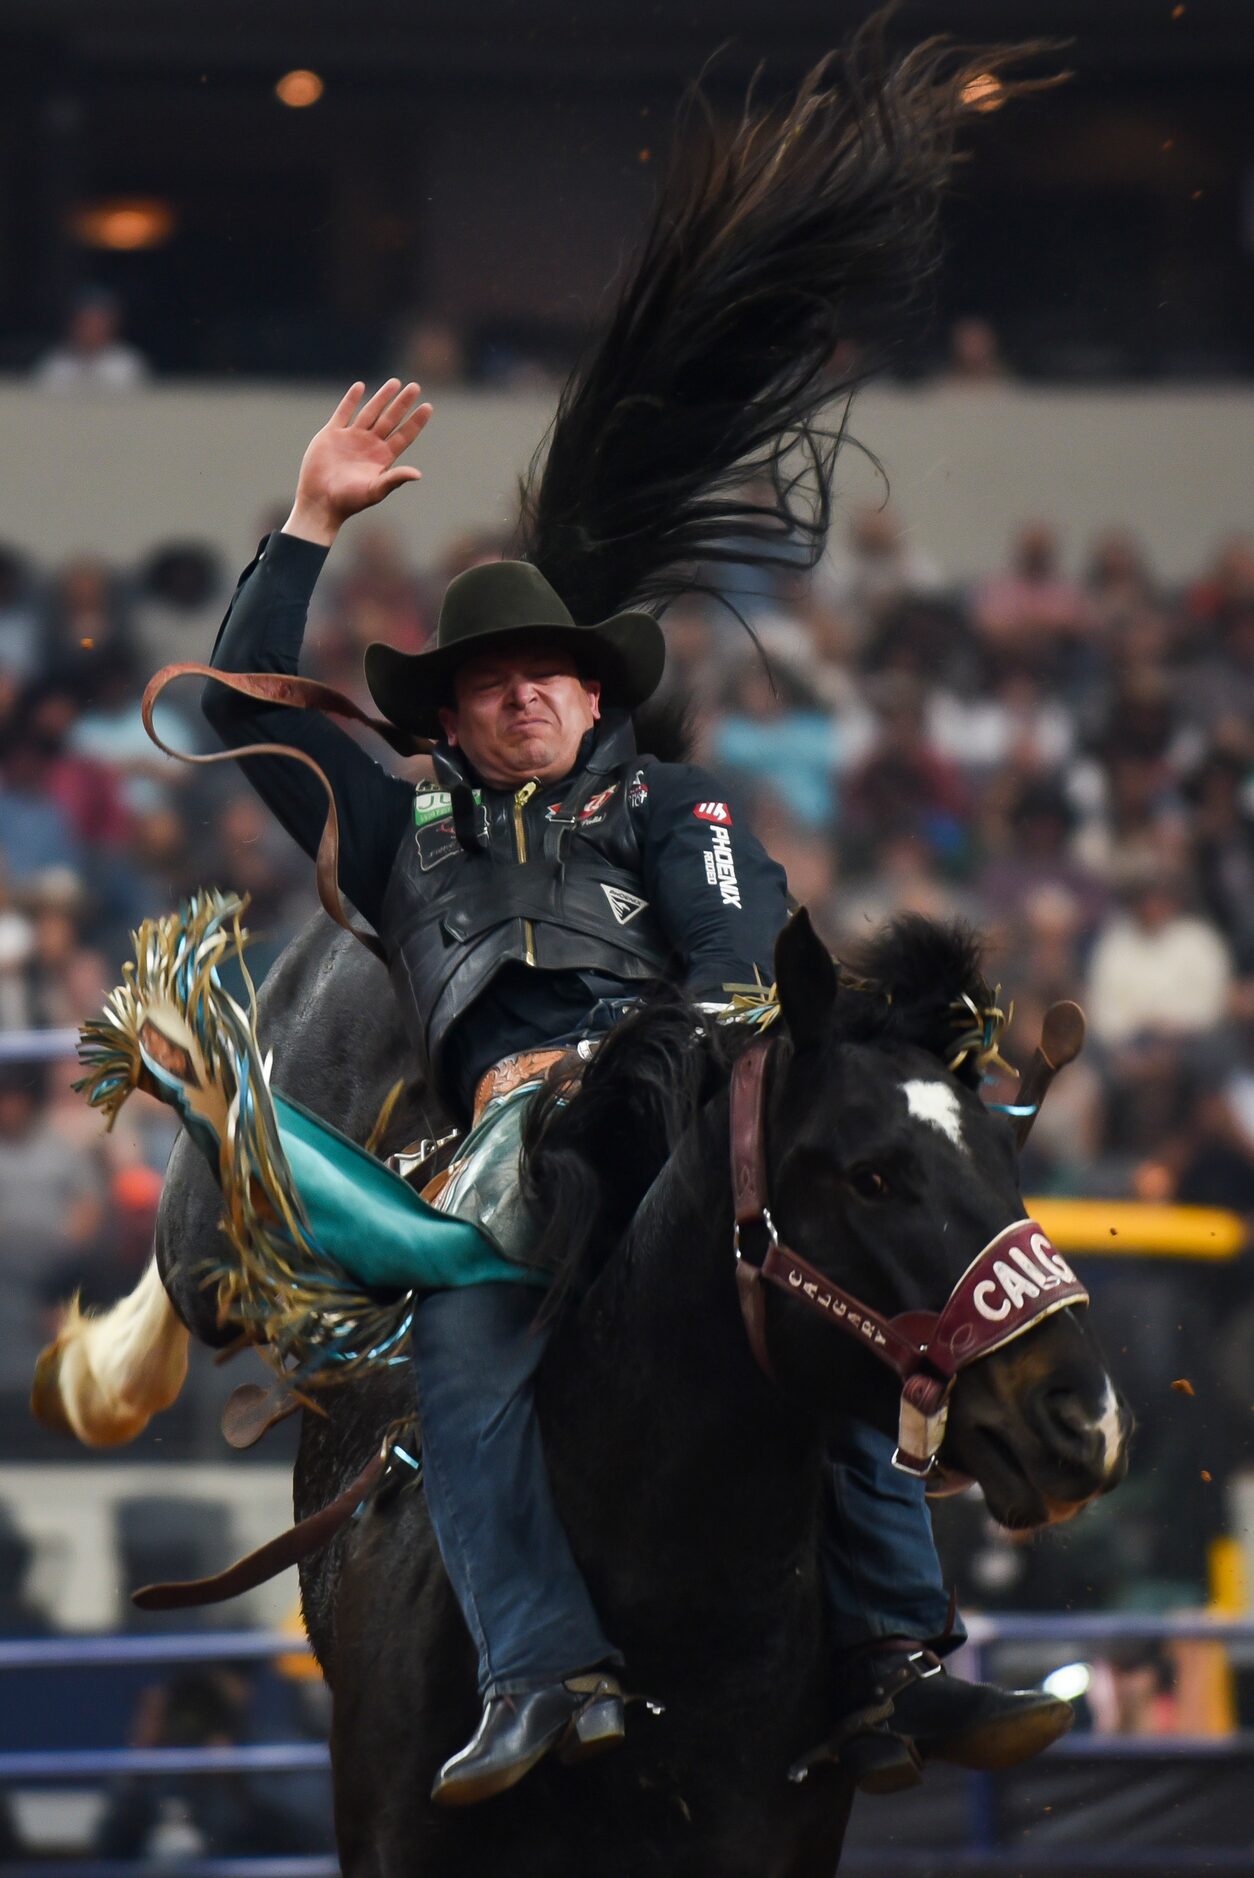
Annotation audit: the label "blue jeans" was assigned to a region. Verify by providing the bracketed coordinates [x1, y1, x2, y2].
[410, 1282, 621, 1698]
[822, 1419, 964, 1654]
[413, 1287, 961, 1697]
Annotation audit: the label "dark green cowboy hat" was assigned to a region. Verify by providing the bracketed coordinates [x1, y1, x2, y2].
[363, 560, 666, 740]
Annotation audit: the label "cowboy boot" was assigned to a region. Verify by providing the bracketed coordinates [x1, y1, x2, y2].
[431, 1670, 627, 1807]
[868, 1641, 1073, 1772]
[792, 1639, 1072, 1794]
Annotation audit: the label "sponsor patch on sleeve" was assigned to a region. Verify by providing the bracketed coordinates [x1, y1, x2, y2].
[706, 824, 742, 907]
[693, 801, 732, 826]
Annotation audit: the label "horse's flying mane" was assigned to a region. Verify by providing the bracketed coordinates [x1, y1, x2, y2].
[522, 915, 998, 1317]
[516, 13, 1059, 636]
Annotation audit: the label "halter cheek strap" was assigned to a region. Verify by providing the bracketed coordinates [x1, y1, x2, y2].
[729, 1039, 1089, 1479]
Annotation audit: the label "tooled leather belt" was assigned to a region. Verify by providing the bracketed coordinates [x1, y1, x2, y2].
[471, 1047, 573, 1121]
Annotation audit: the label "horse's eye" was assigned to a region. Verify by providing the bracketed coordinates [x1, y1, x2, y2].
[848, 1165, 889, 1201]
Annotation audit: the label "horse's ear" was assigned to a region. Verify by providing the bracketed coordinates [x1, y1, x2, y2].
[774, 907, 837, 1048]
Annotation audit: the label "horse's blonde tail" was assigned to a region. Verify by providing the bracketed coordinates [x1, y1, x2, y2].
[31, 1257, 189, 1448]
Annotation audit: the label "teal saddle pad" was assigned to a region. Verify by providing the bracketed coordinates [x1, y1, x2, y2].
[270, 1092, 546, 1294]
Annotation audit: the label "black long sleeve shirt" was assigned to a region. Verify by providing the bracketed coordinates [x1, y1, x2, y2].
[203, 531, 791, 1112]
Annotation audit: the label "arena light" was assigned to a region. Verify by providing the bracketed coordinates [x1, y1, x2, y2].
[70, 198, 177, 251]
[1042, 1662, 1092, 1702]
[276, 69, 325, 108]
[961, 72, 1006, 113]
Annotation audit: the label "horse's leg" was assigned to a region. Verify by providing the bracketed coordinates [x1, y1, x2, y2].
[323, 1484, 540, 1878]
[777, 1810, 853, 1878]
[31, 1255, 189, 1447]
[328, 1802, 385, 1878]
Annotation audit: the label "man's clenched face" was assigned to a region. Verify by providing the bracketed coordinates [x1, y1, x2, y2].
[438, 641, 601, 787]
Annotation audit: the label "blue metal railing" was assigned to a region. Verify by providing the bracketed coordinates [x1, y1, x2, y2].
[4, 1598, 1254, 1868]
[0, 1630, 301, 1671]
[845, 1855, 1254, 1873]
[0, 1027, 79, 1062]
[0, 1866, 340, 1878]
[0, 1629, 325, 1780]
[0, 1744, 330, 1781]
[964, 1612, 1254, 1645]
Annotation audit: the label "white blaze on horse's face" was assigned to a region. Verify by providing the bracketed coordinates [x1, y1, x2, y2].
[1096, 1379, 1125, 1480]
[901, 1079, 968, 1156]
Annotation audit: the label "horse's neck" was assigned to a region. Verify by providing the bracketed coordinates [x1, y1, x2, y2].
[541, 1093, 824, 1604]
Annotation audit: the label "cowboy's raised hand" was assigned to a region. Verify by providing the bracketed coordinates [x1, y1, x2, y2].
[283, 379, 434, 547]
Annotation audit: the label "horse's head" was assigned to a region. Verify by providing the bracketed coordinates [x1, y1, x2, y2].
[759, 909, 1130, 1531]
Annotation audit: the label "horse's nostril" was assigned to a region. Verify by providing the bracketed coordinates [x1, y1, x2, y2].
[1031, 1387, 1101, 1457]
[1045, 1392, 1092, 1439]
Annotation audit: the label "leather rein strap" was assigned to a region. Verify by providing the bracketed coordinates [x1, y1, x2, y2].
[142, 662, 434, 966]
[131, 1451, 385, 1612]
[728, 1038, 1090, 1478]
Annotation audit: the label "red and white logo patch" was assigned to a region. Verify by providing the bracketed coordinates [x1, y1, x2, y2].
[580, 786, 618, 821]
[693, 801, 732, 826]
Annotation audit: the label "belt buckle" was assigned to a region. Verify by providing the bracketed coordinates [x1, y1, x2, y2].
[389, 1128, 460, 1181]
[906, 1649, 943, 1680]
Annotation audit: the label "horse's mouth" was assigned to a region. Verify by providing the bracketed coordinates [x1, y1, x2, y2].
[955, 1421, 1088, 1532]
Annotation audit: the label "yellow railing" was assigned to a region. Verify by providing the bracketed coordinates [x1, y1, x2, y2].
[1024, 1200, 1247, 1260]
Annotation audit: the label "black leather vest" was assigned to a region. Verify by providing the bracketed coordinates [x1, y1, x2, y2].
[376, 714, 671, 1079]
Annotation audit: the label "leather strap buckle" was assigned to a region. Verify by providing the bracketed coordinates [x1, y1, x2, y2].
[733, 1205, 779, 1264]
[905, 1649, 944, 1680]
[388, 1128, 461, 1182]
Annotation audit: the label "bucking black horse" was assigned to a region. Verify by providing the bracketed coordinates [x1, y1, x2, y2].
[42, 907, 1128, 1876]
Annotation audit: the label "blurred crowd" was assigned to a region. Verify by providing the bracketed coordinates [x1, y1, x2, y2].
[0, 493, 1252, 1610]
[686, 505, 1254, 1217]
[15, 294, 1092, 397]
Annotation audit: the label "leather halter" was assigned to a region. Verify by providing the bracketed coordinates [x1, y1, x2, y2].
[729, 1038, 1090, 1478]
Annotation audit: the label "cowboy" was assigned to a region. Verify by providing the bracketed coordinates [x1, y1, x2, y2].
[200, 380, 1070, 1805]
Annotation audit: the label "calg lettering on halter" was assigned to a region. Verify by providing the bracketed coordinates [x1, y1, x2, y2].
[972, 1236, 1080, 1324]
